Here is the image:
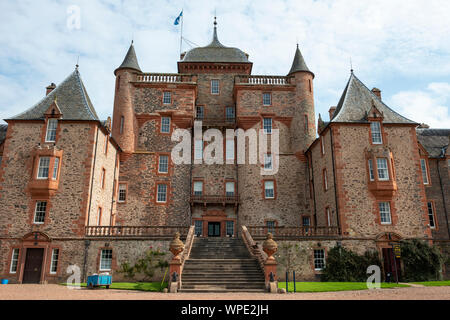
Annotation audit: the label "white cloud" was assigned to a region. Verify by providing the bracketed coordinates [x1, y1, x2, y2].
[389, 82, 450, 128]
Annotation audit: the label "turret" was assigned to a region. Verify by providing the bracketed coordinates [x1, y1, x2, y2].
[288, 44, 316, 152]
[112, 42, 141, 157]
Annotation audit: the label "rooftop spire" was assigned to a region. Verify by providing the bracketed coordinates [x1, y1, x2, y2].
[114, 41, 142, 75]
[288, 44, 314, 78]
[209, 15, 224, 47]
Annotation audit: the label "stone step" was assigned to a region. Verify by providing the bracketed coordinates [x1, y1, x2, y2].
[179, 288, 266, 293]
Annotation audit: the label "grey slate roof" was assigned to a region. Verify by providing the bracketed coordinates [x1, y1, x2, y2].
[288, 45, 314, 77]
[115, 42, 142, 74]
[181, 23, 250, 63]
[331, 73, 417, 124]
[0, 124, 7, 145]
[416, 128, 450, 158]
[10, 69, 99, 121]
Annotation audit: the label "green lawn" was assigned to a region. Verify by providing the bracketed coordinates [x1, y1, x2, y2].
[278, 282, 409, 292]
[62, 282, 167, 292]
[411, 281, 450, 287]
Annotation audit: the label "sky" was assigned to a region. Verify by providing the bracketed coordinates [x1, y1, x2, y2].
[0, 0, 449, 128]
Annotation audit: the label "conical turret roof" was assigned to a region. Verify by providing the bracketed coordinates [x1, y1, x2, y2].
[288, 44, 314, 77]
[115, 42, 142, 75]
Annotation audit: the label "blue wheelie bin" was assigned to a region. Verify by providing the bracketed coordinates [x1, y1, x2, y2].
[87, 274, 112, 289]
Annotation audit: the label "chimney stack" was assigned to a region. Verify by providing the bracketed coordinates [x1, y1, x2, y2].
[372, 88, 381, 100]
[328, 106, 336, 120]
[46, 83, 56, 96]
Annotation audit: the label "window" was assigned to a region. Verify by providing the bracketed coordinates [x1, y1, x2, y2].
[97, 207, 102, 226]
[323, 169, 328, 191]
[163, 92, 171, 104]
[263, 93, 271, 106]
[100, 249, 112, 271]
[161, 117, 171, 133]
[379, 202, 392, 224]
[196, 106, 204, 119]
[50, 249, 59, 274]
[263, 118, 272, 134]
[157, 184, 167, 203]
[52, 158, 59, 180]
[267, 221, 276, 234]
[321, 137, 325, 155]
[211, 79, 219, 94]
[226, 182, 235, 197]
[118, 184, 127, 203]
[120, 116, 124, 134]
[104, 136, 108, 154]
[264, 153, 272, 170]
[158, 155, 169, 173]
[326, 207, 331, 226]
[376, 158, 389, 181]
[194, 220, 203, 236]
[34, 201, 47, 224]
[427, 202, 436, 228]
[420, 159, 429, 185]
[302, 216, 311, 226]
[304, 115, 309, 132]
[194, 140, 203, 160]
[45, 119, 58, 142]
[226, 139, 235, 161]
[226, 221, 234, 236]
[368, 159, 375, 181]
[264, 180, 275, 199]
[10, 249, 19, 274]
[370, 122, 382, 144]
[226, 106, 235, 119]
[37, 157, 50, 179]
[193, 181, 203, 196]
[101, 168, 106, 189]
[314, 249, 325, 270]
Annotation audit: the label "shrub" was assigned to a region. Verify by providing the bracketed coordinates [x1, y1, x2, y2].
[117, 248, 169, 282]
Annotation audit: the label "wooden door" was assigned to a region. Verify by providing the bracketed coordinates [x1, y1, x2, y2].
[22, 248, 44, 284]
[382, 248, 401, 282]
[208, 222, 220, 237]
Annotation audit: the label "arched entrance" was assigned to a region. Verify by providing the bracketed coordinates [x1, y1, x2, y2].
[375, 232, 402, 282]
[19, 232, 52, 284]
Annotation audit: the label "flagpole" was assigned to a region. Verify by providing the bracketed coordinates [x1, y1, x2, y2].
[179, 10, 183, 56]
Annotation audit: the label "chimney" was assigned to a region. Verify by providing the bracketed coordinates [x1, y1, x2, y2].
[372, 87, 381, 99]
[46, 83, 56, 96]
[180, 52, 186, 60]
[328, 106, 336, 120]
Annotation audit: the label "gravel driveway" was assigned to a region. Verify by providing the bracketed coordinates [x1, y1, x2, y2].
[0, 284, 449, 300]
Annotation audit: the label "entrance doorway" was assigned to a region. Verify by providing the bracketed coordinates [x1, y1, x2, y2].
[382, 248, 401, 282]
[22, 248, 44, 284]
[208, 222, 221, 237]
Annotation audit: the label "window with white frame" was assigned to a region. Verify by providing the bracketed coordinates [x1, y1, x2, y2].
[226, 139, 235, 161]
[10, 249, 19, 273]
[118, 184, 127, 203]
[37, 157, 50, 179]
[161, 117, 171, 133]
[157, 184, 167, 203]
[100, 249, 112, 271]
[50, 248, 59, 274]
[193, 181, 203, 196]
[263, 118, 272, 134]
[314, 249, 325, 270]
[264, 180, 275, 199]
[158, 155, 169, 173]
[266, 221, 276, 234]
[45, 119, 58, 142]
[163, 92, 171, 104]
[194, 220, 203, 236]
[427, 202, 436, 228]
[263, 93, 271, 106]
[34, 201, 47, 224]
[211, 79, 219, 94]
[370, 121, 382, 144]
[194, 140, 203, 160]
[264, 154, 273, 170]
[376, 158, 389, 181]
[226, 221, 234, 236]
[368, 159, 375, 181]
[379, 202, 392, 224]
[420, 159, 429, 184]
[52, 158, 59, 180]
[226, 181, 235, 197]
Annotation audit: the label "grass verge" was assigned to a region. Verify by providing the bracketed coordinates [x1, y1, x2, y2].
[61, 282, 167, 292]
[278, 282, 409, 292]
[410, 281, 450, 287]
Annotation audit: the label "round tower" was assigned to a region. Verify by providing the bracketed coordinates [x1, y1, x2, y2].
[112, 42, 141, 157]
[288, 44, 316, 153]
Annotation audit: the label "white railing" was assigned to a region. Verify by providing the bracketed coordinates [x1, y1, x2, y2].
[236, 75, 291, 85]
[136, 73, 195, 83]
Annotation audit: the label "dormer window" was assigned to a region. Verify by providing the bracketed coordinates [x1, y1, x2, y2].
[45, 119, 58, 142]
[370, 121, 382, 144]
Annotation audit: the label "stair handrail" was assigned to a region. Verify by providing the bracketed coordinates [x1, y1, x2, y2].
[241, 225, 267, 273]
[178, 225, 195, 289]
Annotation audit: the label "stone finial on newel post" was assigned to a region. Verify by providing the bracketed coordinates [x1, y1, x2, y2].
[169, 232, 184, 292]
[262, 233, 278, 293]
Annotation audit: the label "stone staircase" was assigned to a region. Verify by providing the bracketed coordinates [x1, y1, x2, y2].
[179, 237, 266, 292]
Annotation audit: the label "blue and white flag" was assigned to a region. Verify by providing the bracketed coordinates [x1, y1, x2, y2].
[174, 11, 183, 25]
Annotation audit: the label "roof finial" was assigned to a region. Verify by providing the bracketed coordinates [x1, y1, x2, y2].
[350, 57, 354, 74]
[76, 55, 79, 69]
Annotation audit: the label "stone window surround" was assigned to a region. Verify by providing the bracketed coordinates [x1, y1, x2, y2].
[224, 179, 236, 197]
[427, 200, 438, 230]
[156, 153, 172, 175]
[160, 116, 171, 134]
[192, 178, 204, 196]
[420, 157, 431, 186]
[210, 79, 220, 95]
[322, 168, 328, 191]
[117, 182, 128, 204]
[162, 91, 172, 105]
[262, 92, 272, 106]
[33, 200, 47, 224]
[9, 248, 20, 274]
[378, 201, 392, 225]
[98, 248, 114, 272]
[368, 119, 387, 146]
[312, 247, 326, 272]
[45, 118, 58, 143]
[154, 181, 170, 205]
[29, 148, 63, 198]
[262, 179, 277, 200]
[365, 148, 398, 199]
[49, 248, 59, 274]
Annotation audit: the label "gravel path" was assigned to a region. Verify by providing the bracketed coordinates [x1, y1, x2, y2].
[0, 284, 449, 300]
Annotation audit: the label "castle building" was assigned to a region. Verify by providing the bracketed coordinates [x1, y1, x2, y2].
[0, 20, 448, 286]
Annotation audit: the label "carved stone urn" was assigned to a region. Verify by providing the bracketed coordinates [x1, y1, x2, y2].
[169, 232, 184, 260]
[262, 233, 278, 261]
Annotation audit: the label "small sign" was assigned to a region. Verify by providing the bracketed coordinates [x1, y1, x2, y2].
[393, 244, 401, 258]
